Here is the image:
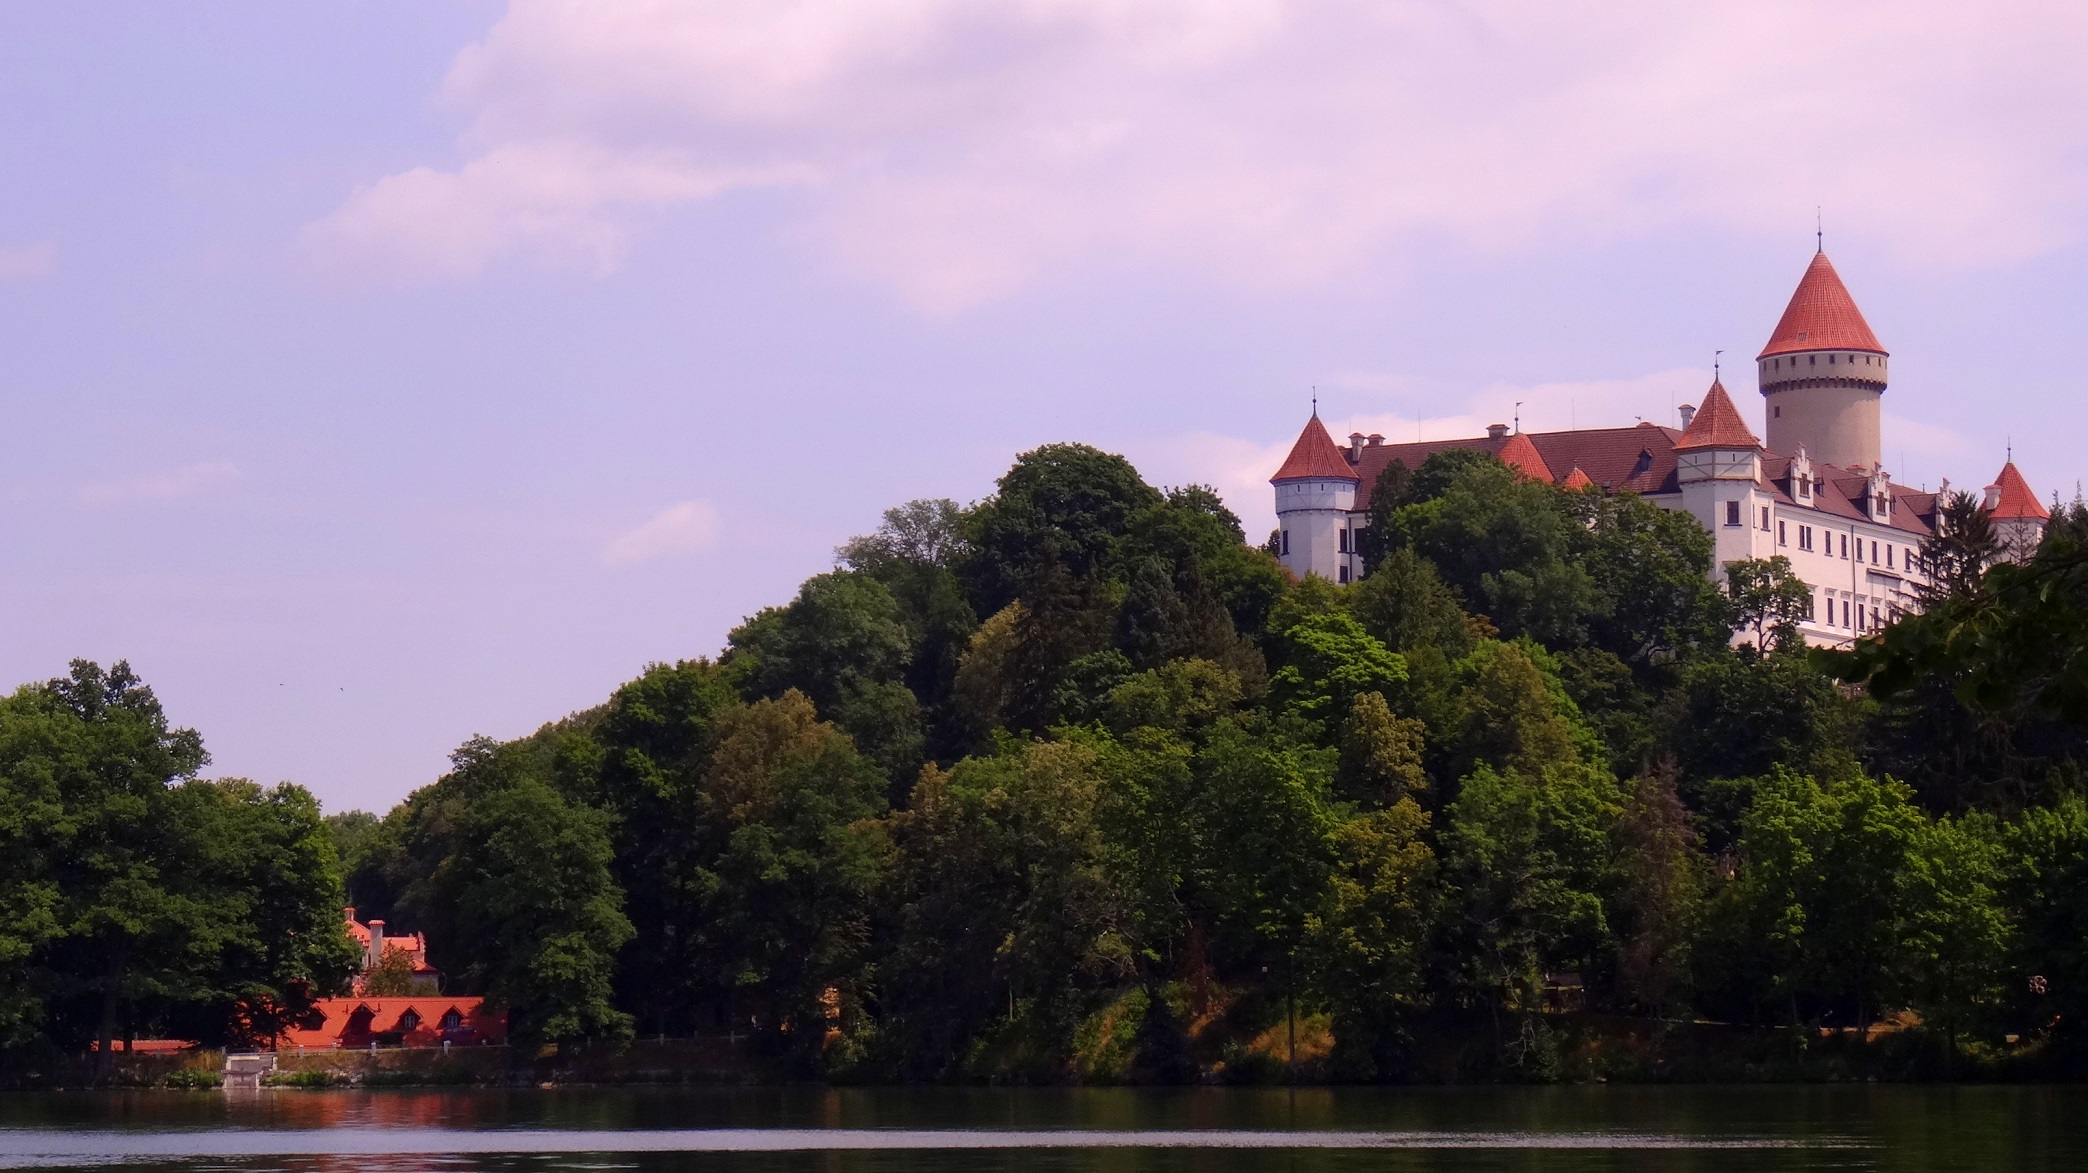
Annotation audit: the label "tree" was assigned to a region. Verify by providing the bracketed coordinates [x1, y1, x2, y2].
[1404, 458, 1600, 647]
[1918, 489, 2000, 605]
[964, 443, 1163, 615]
[0, 661, 207, 1067]
[169, 779, 362, 1048]
[402, 738, 634, 1045]
[1608, 760, 1704, 1016]
[1705, 771, 1923, 1030]
[727, 573, 921, 779]
[1894, 812, 2009, 1061]
[692, 692, 889, 1058]
[1348, 548, 1475, 659]
[1439, 761, 1621, 1027]
[588, 660, 739, 1034]
[1306, 799, 1436, 1077]
[1572, 491, 1728, 667]
[1336, 692, 1428, 807]
[1725, 556, 1812, 651]
[1267, 610, 1407, 732]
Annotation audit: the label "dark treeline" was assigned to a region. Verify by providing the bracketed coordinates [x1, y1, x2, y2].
[8, 441, 2088, 1081]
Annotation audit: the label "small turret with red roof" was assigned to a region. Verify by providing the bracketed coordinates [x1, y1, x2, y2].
[1271, 411, 1363, 584]
[1985, 458, 2050, 562]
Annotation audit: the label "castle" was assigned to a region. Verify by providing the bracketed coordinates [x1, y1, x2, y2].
[1272, 249, 2050, 646]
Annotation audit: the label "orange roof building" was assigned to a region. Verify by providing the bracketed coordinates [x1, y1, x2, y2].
[1271, 246, 2046, 648]
[280, 998, 506, 1051]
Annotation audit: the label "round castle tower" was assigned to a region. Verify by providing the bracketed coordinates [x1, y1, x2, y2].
[1269, 412, 1360, 582]
[1756, 250, 1887, 471]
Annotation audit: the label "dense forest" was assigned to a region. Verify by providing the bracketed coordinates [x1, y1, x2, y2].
[7, 441, 2088, 1081]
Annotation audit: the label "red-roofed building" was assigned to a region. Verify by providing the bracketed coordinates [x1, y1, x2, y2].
[280, 998, 506, 1051]
[1269, 414, 1363, 582]
[277, 910, 506, 1050]
[1985, 459, 2051, 561]
[1271, 249, 2047, 647]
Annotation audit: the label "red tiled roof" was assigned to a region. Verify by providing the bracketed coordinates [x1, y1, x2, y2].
[1674, 380, 1761, 451]
[1351, 423, 1683, 509]
[1560, 467, 1594, 490]
[1758, 251, 1885, 358]
[1497, 432, 1554, 482]
[1986, 460, 2050, 520]
[1270, 415, 1360, 483]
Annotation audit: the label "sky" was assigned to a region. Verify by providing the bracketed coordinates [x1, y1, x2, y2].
[5, 1, 2088, 813]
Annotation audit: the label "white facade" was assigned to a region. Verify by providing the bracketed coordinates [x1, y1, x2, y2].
[1274, 477, 1361, 583]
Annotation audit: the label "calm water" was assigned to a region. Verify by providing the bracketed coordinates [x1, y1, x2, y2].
[0, 1085, 2076, 1172]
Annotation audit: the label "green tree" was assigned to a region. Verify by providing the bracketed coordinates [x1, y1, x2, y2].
[1894, 812, 2010, 1060]
[1306, 798, 1436, 1076]
[402, 738, 634, 1045]
[1725, 556, 1812, 651]
[1439, 761, 1621, 1026]
[1267, 610, 1407, 732]
[0, 661, 207, 1066]
[1348, 547, 1476, 659]
[694, 692, 889, 1058]
[1336, 691, 1428, 807]
[964, 443, 1163, 615]
[1608, 760, 1705, 1016]
[1703, 771, 1922, 1030]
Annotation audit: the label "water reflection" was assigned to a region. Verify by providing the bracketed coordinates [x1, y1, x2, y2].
[0, 1086, 2074, 1173]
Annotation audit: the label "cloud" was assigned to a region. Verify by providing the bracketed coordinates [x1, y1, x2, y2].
[0, 242, 56, 282]
[602, 499, 722, 564]
[79, 461, 240, 506]
[315, 1, 2088, 307]
[305, 141, 813, 278]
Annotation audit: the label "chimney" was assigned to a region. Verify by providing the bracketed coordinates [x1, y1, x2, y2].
[1349, 432, 1366, 461]
[1486, 423, 1509, 440]
[1678, 404, 1697, 429]
[369, 919, 385, 969]
[1367, 433, 1384, 447]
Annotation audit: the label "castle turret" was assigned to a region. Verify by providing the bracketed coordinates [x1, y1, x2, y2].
[1271, 413, 1361, 582]
[1983, 458, 2050, 563]
[1757, 250, 1887, 470]
[1675, 379, 1773, 570]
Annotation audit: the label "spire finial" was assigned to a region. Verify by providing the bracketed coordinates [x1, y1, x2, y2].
[1714, 349, 1722, 380]
[1816, 207, 1823, 253]
[1311, 386, 1317, 418]
[1514, 401, 1522, 434]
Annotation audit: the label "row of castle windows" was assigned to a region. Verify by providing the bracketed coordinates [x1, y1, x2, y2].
[1814, 592, 1894, 632]
[1766, 353, 1878, 369]
[1724, 502, 1921, 570]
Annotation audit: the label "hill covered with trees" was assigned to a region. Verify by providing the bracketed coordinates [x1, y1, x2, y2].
[8, 440, 2088, 1082]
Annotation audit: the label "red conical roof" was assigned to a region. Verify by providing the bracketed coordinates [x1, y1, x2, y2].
[1270, 414, 1360, 483]
[1560, 466, 1595, 490]
[1985, 460, 2050, 520]
[1497, 431, 1554, 482]
[1674, 380, 1761, 451]
[1758, 251, 1885, 358]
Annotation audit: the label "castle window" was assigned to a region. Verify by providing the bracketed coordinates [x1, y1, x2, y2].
[1810, 355, 1817, 365]
[1724, 500, 1741, 527]
[1843, 599, 1850, 627]
[441, 1010, 462, 1031]
[1338, 529, 1348, 553]
[397, 1009, 421, 1032]
[1778, 520, 1788, 545]
[1886, 544, 1894, 568]
[1855, 540, 1863, 564]
[1840, 533, 1848, 558]
[1761, 506, 1770, 530]
[1774, 406, 1781, 417]
[1279, 530, 1290, 556]
[1871, 540, 1879, 562]
[1338, 565, 1350, 584]
[1829, 354, 1836, 363]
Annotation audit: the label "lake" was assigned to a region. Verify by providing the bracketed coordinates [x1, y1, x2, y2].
[0, 1085, 2077, 1171]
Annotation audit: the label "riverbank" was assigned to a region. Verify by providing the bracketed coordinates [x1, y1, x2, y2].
[1, 1012, 2073, 1090]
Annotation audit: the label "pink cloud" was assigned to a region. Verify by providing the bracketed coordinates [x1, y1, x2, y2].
[313, 1, 2088, 306]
